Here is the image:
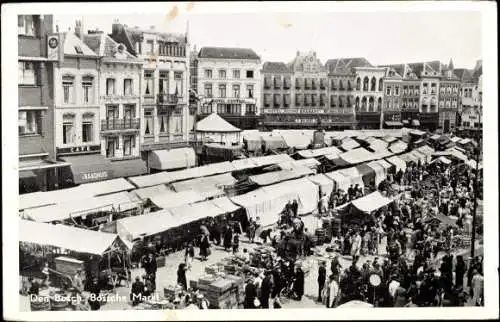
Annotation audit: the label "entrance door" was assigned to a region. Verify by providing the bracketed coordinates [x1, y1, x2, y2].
[444, 119, 450, 133]
[106, 137, 116, 158]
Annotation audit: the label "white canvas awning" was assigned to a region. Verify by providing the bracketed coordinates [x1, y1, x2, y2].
[77, 178, 135, 197]
[337, 167, 365, 189]
[338, 148, 376, 164]
[351, 191, 393, 213]
[365, 137, 389, 151]
[19, 220, 126, 255]
[375, 159, 394, 172]
[386, 156, 407, 172]
[147, 147, 196, 171]
[168, 201, 223, 225]
[325, 171, 351, 192]
[148, 190, 205, 210]
[279, 159, 320, 171]
[231, 158, 259, 171]
[196, 113, 241, 132]
[341, 138, 360, 150]
[277, 131, 312, 150]
[211, 196, 241, 213]
[25, 192, 137, 223]
[307, 174, 334, 197]
[388, 140, 408, 154]
[171, 173, 236, 199]
[19, 186, 95, 211]
[251, 154, 294, 167]
[116, 209, 176, 241]
[127, 172, 172, 188]
[366, 161, 387, 185]
[249, 166, 313, 186]
[132, 184, 171, 200]
[431, 156, 452, 165]
[296, 146, 342, 159]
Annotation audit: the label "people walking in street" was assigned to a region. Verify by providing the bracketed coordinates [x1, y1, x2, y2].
[317, 261, 327, 303]
[88, 277, 101, 310]
[471, 269, 484, 306]
[293, 265, 305, 301]
[130, 276, 144, 306]
[199, 233, 210, 261]
[223, 225, 233, 252]
[260, 271, 274, 309]
[177, 263, 188, 291]
[244, 277, 258, 309]
[455, 255, 466, 289]
[184, 241, 195, 270]
[327, 274, 340, 308]
[232, 234, 239, 254]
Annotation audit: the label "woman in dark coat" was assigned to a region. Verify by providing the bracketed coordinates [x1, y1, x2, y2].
[260, 271, 273, 309]
[244, 279, 257, 309]
[455, 255, 466, 289]
[223, 226, 233, 251]
[199, 234, 210, 261]
[177, 263, 188, 290]
[293, 266, 305, 301]
[87, 277, 101, 310]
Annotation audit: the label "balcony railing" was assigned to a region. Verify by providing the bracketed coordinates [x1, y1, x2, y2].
[101, 118, 140, 131]
[157, 93, 179, 105]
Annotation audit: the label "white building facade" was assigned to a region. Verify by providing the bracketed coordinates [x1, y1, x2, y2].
[196, 47, 261, 130]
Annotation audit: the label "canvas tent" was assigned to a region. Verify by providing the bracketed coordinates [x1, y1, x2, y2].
[388, 140, 408, 154]
[296, 146, 342, 159]
[337, 167, 365, 190]
[307, 174, 334, 197]
[249, 166, 313, 186]
[375, 159, 394, 174]
[340, 137, 360, 151]
[366, 161, 387, 185]
[350, 191, 393, 213]
[325, 171, 351, 192]
[356, 164, 376, 186]
[275, 131, 312, 150]
[230, 178, 319, 227]
[24, 192, 137, 223]
[431, 156, 452, 165]
[148, 190, 205, 210]
[171, 173, 237, 199]
[131, 184, 172, 201]
[261, 135, 287, 152]
[19, 220, 128, 255]
[386, 156, 407, 172]
[115, 209, 177, 241]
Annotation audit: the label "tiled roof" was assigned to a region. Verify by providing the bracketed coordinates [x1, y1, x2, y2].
[83, 33, 136, 59]
[198, 47, 260, 60]
[454, 68, 474, 82]
[63, 32, 98, 56]
[325, 57, 372, 74]
[378, 64, 405, 77]
[407, 63, 425, 77]
[472, 65, 482, 81]
[262, 62, 291, 73]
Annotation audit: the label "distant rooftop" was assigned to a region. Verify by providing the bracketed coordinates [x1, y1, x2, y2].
[198, 47, 260, 60]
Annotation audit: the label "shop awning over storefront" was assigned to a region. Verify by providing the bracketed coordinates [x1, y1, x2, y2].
[19, 159, 71, 172]
[109, 158, 148, 178]
[24, 191, 137, 223]
[60, 154, 114, 185]
[147, 147, 196, 171]
[351, 191, 393, 213]
[19, 220, 127, 255]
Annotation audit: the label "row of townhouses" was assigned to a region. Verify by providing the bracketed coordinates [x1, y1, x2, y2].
[18, 15, 483, 193]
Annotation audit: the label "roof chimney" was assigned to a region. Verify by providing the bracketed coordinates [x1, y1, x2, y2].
[112, 19, 121, 36]
[75, 20, 82, 39]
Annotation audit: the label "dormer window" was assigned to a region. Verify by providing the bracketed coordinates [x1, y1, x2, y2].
[74, 46, 83, 54]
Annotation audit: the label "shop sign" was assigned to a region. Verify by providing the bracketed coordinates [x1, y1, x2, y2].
[80, 171, 110, 182]
[263, 108, 326, 114]
[57, 145, 101, 155]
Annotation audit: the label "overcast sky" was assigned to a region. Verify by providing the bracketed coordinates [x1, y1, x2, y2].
[54, 5, 482, 69]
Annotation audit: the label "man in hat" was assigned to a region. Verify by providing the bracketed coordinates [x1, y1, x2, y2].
[291, 199, 299, 217]
[244, 277, 257, 309]
[260, 270, 274, 309]
[130, 276, 145, 306]
[317, 261, 327, 303]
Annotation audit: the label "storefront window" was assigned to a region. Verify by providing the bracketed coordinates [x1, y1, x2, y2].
[62, 114, 75, 144]
[82, 113, 94, 143]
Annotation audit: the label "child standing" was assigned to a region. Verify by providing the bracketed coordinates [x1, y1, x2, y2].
[232, 234, 240, 254]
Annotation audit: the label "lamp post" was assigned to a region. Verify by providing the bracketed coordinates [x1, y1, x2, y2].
[470, 134, 481, 258]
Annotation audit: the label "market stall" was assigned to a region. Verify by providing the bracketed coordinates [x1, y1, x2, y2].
[339, 137, 361, 151]
[366, 161, 387, 185]
[171, 173, 237, 199]
[374, 159, 395, 174]
[275, 131, 313, 150]
[355, 164, 376, 187]
[295, 146, 342, 159]
[325, 171, 351, 192]
[385, 155, 407, 172]
[307, 173, 334, 198]
[279, 158, 321, 172]
[337, 166, 365, 190]
[19, 220, 131, 299]
[148, 190, 205, 210]
[23, 192, 139, 225]
[248, 166, 313, 187]
[388, 140, 408, 154]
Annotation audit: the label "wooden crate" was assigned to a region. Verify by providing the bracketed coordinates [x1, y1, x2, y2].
[54, 257, 84, 277]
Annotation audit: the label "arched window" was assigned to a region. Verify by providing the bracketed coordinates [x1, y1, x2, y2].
[377, 97, 382, 111]
[355, 97, 360, 110]
[363, 77, 369, 91]
[356, 78, 361, 91]
[370, 77, 376, 91]
[378, 78, 383, 91]
[362, 96, 367, 110]
[368, 96, 375, 111]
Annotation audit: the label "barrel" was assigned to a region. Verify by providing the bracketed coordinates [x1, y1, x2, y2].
[30, 297, 51, 311]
